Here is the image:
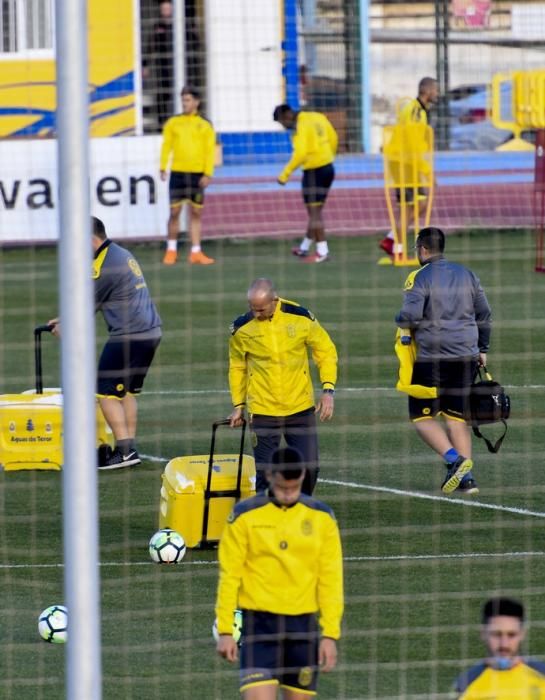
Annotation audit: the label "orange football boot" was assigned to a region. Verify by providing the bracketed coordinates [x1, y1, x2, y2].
[188, 250, 215, 265]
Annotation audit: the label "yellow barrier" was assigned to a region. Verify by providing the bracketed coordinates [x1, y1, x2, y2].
[492, 69, 545, 151]
[383, 122, 434, 266]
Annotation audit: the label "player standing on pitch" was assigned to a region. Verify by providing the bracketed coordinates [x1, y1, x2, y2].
[215, 446, 344, 699]
[160, 85, 216, 266]
[379, 76, 439, 263]
[452, 597, 545, 697]
[228, 278, 337, 495]
[395, 227, 491, 495]
[49, 216, 162, 469]
[273, 104, 337, 263]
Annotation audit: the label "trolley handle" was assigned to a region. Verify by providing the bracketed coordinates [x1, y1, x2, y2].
[205, 419, 247, 498]
[34, 324, 54, 394]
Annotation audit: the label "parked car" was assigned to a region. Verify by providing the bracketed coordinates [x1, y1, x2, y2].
[446, 82, 535, 150]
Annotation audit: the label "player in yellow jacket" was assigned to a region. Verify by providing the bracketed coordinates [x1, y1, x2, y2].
[160, 85, 216, 265]
[273, 104, 338, 263]
[216, 446, 344, 699]
[453, 597, 545, 699]
[228, 278, 337, 495]
[379, 76, 438, 261]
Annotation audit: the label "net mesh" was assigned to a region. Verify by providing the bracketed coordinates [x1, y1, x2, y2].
[1, 1, 545, 699]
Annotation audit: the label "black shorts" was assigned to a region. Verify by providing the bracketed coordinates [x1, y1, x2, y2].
[302, 163, 334, 206]
[169, 171, 205, 208]
[239, 611, 319, 695]
[395, 186, 427, 204]
[97, 334, 161, 398]
[409, 357, 478, 422]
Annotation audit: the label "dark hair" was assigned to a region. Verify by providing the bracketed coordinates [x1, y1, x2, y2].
[415, 226, 445, 253]
[269, 446, 304, 480]
[181, 85, 200, 100]
[273, 104, 293, 122]
[92, 216, 107, 240]
[482, 597, 525, 624]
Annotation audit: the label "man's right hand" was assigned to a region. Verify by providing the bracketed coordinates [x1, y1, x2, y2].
[160, 170, 168, 182]
[217, 635, 238, 662]
[228, 407, 244, 428]
[47, 318, 61, 338]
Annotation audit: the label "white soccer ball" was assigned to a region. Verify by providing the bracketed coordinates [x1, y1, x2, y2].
[38, 604, 68, 644]
[212, 609, 243, 645]
[149, 528, 186, 564]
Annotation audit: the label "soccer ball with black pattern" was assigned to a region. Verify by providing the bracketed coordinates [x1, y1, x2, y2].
[212, 609, 243, 646]
[38, 604, 68, 643]
[148, 529, 186, 564]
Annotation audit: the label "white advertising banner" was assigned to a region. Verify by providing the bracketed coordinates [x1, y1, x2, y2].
[0, 136, 168, 243]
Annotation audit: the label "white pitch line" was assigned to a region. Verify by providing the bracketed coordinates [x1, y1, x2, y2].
[145, 384, 545, 396]
[139, 457, 545, 519]
[322, 478, 545, 519]
[345, 551, 545, 562]
[1, 551, 543, 571]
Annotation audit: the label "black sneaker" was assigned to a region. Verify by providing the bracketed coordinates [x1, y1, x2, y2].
[98, 448, 141, 470]
[457, 474, 480, 495]
[97, 444, 113, 467]
[441, 456, 473, 494]
[291, 246, 309, 257]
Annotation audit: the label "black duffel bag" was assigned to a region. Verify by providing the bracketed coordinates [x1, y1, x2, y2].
[469, 366, 510, 453]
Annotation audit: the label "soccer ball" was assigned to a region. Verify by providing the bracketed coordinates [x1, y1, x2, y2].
[149, 528, 186, 564]
[38, 605, 68, 643]
[212, 609, 243, 645]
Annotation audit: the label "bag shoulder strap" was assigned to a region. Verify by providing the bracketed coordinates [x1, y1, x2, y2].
[472, 419, 508, 454]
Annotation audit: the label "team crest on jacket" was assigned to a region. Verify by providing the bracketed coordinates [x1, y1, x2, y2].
[286, 324, 296, 338]
[301, 519, 312, 536]
[298, 667, 313, 687]
[128, 258, 143, 277]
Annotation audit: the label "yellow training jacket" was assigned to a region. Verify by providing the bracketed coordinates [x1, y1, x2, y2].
[229, 298, 337, 416]
[398, 97, 429, 126]
[278, 112, 338, 183]
[160, 113, 216, 176]
[453, 659, 545, 698]
[394, 328, 438, 399]
[216, 493, 344, 639]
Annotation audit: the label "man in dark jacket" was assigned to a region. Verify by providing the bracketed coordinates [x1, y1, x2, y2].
[49, 217, 162, 469]
[395, 226, 491, 495]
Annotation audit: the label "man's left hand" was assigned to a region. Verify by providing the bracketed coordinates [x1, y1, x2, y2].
[199, 175, 210, 189]
[315, 392, 334, 421]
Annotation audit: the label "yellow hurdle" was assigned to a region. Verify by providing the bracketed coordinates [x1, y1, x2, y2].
[383, 122, 434, 266]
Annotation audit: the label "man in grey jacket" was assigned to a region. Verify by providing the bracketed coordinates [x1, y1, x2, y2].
[395, 227, 491, 495]
[50, 217, 162, 470]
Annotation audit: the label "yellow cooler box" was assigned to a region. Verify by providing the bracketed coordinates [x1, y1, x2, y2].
[0, 392, 113, 471]
[159, 420, 255, 548]
[0, 325, 114, 471]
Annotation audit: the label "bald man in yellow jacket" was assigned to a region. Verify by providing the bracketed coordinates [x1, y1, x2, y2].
[228, 278, 337, 495]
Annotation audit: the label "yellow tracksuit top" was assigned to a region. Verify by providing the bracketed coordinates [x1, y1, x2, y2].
[159, 113, 216, 176]
[278, 111, 338, 184]
[398, 97, 429, 126]
[216, 493, 344, 639]
[229, 298, 337, 416]
[454, 659, 545, 698]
